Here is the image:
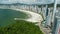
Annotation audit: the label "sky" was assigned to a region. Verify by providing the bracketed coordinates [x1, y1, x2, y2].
[0, 0, 60, 4]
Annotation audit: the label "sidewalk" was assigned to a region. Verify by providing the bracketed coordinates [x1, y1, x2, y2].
[39, 24, 52, 34]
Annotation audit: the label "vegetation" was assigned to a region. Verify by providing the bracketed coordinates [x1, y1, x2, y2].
[0, 20, 43, 34]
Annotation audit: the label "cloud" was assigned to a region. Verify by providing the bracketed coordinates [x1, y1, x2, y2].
[57, 0, 60, 4]
[0, 0, 60, 4]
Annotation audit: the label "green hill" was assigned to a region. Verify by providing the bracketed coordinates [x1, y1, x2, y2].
[0, 20, 43, 34]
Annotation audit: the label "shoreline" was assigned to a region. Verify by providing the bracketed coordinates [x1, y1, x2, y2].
[13, 9, 43, 23]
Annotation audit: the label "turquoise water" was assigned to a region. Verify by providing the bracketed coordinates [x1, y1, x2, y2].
[0, 9, 28, 27]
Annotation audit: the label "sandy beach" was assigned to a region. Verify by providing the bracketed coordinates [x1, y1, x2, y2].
[13, 9, 43, 23]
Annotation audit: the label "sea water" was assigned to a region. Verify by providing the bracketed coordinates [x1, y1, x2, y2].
[0, 9, 28, 27]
